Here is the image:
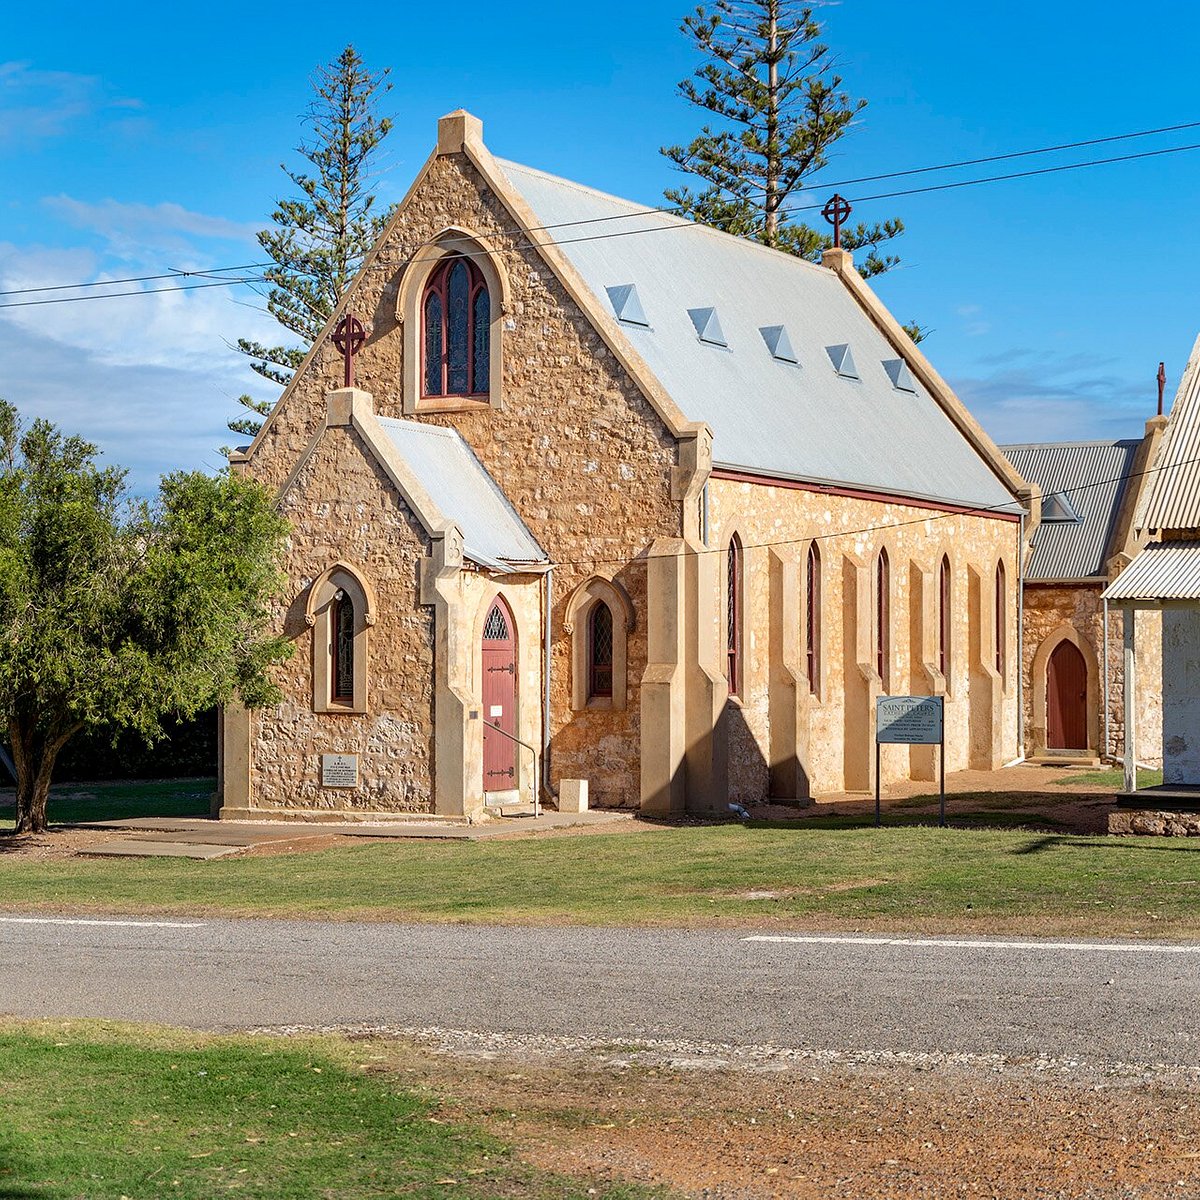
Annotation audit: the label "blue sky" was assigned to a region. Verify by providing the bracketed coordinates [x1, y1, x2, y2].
[2, 0, 1199, 489]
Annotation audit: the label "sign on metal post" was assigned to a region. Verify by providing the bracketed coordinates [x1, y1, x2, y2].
[875, 696, 945, 828]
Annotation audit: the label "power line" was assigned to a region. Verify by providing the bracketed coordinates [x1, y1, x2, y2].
[0, 263, 269, 298]
[6, 115, 1200, 307]
[539, 446, 1192, 571]
[0, 277, 263, 309]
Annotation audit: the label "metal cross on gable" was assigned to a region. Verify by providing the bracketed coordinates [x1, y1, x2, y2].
[332, 312, 367, 388]
[822, 193, 852, 249]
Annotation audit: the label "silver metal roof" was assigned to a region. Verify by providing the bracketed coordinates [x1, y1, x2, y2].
[1103, 540, 1200, 601]
[497, 159, 1020, 514]
[1001, 440, 1139, 579]
[376, 417, 547, 569]
[1140, 333, 1200, 531]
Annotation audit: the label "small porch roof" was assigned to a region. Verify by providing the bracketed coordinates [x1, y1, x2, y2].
[1102, 540, 1200, 602]
[376, 417, 548, 572]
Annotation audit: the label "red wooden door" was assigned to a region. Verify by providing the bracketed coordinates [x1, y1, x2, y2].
[1046, 640, 1088, 750]
[481, 599, 517, 792]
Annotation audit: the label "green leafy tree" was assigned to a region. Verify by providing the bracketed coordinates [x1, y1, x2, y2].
[0, 401, 292, 833]
[230, 45, 394, 438]
[662, 1, 909, 284]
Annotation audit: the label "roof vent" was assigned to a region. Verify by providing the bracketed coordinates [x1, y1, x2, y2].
[883, 359, 917, 393]
[605, 284, 649, 327]
[760, 325, 799, 364]
[825, 343, 858, 379]
[1040, 491, 1083, 524]
[688, 307, 728, 347]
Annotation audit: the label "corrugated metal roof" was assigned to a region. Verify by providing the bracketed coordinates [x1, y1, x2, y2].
[497, 159, 1021, 514]
[376, 417, 547, 568]
[1140, 333, 1200, 530]
[1103, 540, 1200, 600]
[1001, 440, 1139, 579]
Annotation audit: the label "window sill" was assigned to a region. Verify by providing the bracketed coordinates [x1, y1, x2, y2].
[313, 702, 367, 715]
[415, 395, 492, 414]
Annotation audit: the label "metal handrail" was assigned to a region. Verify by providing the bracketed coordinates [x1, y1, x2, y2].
[482, 719, 541, 817]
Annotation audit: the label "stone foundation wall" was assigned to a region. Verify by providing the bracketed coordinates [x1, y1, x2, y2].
[707, 477, 1021, 797]
[1109, 809, 1200, 836]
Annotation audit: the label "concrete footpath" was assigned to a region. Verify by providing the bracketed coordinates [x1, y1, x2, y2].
[67, 810, 634, 860]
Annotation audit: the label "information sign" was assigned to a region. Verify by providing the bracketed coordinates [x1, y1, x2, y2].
[874, 696, 946, 828]
[877, 696, 943, 745]
[320, 753, 359, 789]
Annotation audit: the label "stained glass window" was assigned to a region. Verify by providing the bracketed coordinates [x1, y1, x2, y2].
[876, 549, 890, 690]
[939, 556, 951, 676]
[333, 593, 354, 701]
[472, 287, 490, 394]
[423, 293, 443, 396]
[727, 534, 742, 696]
[806, 541, 821, 694]
[589, 602, 614, 699]
[422, 255, 491, 399]
[446, 260, 470, 395]
[995, 561, 1006, 677]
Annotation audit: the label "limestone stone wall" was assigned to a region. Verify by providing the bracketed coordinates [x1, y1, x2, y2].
[1020, 584, 1162, 766]
[242, 150, 682, 809]
[707, 476, 1021, 797]
[254, 425, 436, 812]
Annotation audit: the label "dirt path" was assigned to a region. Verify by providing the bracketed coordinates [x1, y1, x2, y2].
[320, 1027, 1200, 1199]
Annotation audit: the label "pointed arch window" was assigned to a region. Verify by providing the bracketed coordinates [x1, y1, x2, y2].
[332, 591, 355, 701]
[938, 555, 951, 677]
[876, 548, 890, 691]
[995, 560, 1007, 678]
[588, 601, 614, 700]
[421, 255, 490, 399]
[727, 534, 743, 697]
[806, 541, 821, 694]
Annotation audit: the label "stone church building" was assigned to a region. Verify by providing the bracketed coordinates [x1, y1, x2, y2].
[218, 110, 1037, 821]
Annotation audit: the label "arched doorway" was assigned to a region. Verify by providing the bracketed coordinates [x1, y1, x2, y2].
[481, 597, 518, 799]
[1046, 640, 1088, 750]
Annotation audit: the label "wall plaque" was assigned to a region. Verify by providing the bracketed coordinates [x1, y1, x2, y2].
[321, 753, 359, 788]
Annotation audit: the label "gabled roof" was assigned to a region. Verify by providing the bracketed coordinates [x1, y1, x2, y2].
[1139, 333, 1200, 531]
[1002, 440, 1139, 580]
[376, 417, 546, 570]
[496, 157, 1021, 514]
[1104, 540, 1200, 601]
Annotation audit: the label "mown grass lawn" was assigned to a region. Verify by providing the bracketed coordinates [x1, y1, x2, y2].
[0, 1021, 656, 1199]
[1, 821, 1198, 937]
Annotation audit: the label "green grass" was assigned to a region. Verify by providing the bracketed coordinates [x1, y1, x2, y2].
[2, 822, 1198, 937]
[1054, 767, 1165, 789]
[0, 778, 214, 830]
[0, 1023, 656, 1199]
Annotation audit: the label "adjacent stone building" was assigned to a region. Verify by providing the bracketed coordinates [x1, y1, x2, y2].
[1004, 426, 1165, 767]
[218, 110, 1037, 822]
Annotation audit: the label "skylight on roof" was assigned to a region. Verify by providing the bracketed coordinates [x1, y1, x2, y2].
[825, 343, 858, 379]
[1041, 492, 1083, 524]
[688, 307, 728, 347]
[883, 359, 917, 393]
[605, 283, 649, 327]
[760, 325, 799, 364]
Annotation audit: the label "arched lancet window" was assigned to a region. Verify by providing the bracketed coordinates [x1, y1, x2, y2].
[588, 601, 614, 700]
[422, 254, 490, 399]
[806, 541, 821, 694]
[332, 590, 355, 701]
[876, 548, 890, 691]
[995, 560, 1007, 678]
[727, 534, 743, 697]
[938, 555, 951, 677]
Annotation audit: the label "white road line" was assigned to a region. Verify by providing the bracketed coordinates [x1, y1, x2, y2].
[0, 916, 205, 929]
[743, 934, 1200, 954]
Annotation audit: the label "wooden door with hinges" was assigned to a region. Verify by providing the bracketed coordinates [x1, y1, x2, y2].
[481, 598, 517, 794]
[1046, 639, 1088, 750]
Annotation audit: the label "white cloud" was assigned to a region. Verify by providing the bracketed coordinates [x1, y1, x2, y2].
[0, 62, 140, 144]
[43, 196, 259, 257]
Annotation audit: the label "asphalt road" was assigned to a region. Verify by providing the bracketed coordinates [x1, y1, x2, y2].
[1, 916, 1197, 1067]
